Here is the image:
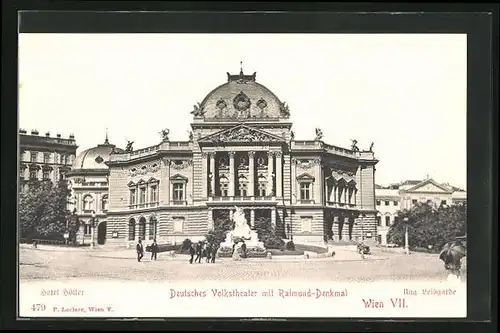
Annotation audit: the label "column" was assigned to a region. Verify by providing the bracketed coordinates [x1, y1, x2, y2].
[275, 152, 282, 198]
[291, 158, 297, 204]
[333, 216, 339, 241]
[325, 182, 329, 203]
[162, 158, 170, 205]
[229, 209, 233, 221]
[209, 153, 215, 197]
[228, 151, 235, 197]
[248, 151, 255, 197]
[271, 207, 276, 229]
[201, 152, 208, 199]
[208, 208, 213, 230]
[344, 187, 348, 204]
[267, 151, 274, 196]
[250, 209, 255, 228]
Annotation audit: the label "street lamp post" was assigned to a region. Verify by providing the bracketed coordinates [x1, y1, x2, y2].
[91, 211, 97, 249]
[360, 213, 365, 242]
[403, 217, 409, 255]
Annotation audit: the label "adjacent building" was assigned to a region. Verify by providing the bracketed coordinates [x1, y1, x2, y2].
[19, 129, 77, 192]
[76, 69, 380, 247]
[375, 178, 467, 245]
[66, 135, 124, 245]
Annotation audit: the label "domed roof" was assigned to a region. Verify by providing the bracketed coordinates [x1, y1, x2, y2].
[72, 139, 124, 170]
[193, 69, 290, 121]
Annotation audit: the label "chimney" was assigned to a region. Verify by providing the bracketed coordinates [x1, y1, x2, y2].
[19, 129, 27, 134]
[69, 133, 75, 140]
[31, 129, 39, 135]
[45, 131, 50, 137]
[56, 133, 61, 138]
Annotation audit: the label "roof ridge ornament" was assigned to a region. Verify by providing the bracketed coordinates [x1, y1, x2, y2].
[227, 62, 257, 83]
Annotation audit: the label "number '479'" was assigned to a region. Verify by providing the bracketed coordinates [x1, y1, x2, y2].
[31, 304, 46, 311]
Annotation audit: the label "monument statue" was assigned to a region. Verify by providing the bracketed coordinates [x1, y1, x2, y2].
[219, 206, 265, 255]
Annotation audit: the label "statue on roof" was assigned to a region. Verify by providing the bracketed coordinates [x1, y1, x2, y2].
[280, 102, 290, 117]
[125, 140, 134, 152]
[188, 131, 194, 142]
[315, 128, 323, 141]
[351, 139, 359, 151]
[290, 131, 295, 140]
[159, 128, 170, 142]
[369, 142, 374, 152]
[190, 102, 205, 118]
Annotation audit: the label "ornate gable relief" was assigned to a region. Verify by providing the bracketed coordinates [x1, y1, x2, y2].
[296, 158, 321, 170]
[200, 125, 284, 144]
[129, 162, 160, 177]
[170, 160, 192, 170]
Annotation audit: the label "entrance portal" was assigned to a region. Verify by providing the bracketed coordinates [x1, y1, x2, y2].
[97, 222, 107, 245]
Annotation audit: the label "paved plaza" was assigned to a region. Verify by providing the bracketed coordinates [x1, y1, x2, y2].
[19, 245, 459, 283]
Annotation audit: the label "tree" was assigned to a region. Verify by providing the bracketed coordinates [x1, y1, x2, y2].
[19, 180, 75, 241]
[205, 215, 234, 247]
[387, 202, 466, 251]
[254, 216, 285, 249]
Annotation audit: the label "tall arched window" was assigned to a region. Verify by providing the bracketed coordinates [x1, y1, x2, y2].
[149, 215, 157, 240]
[128, 218, 136, 240]
[83, 195, 94, 211]
[139, 217, 146, 240]
[101, 195, 108, 211]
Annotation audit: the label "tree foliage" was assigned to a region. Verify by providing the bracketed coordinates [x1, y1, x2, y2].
[19, 180, 78, 241]
[205, 214, 234, 247]
[387, 202, 466, 250]
[254, 216, 285, 249]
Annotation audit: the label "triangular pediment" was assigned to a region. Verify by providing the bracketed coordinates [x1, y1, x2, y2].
[170, 173, 188, 181]
[406, 179, 452, 194]
[297, 172, 315, 181]
[198, 124, 285, 144]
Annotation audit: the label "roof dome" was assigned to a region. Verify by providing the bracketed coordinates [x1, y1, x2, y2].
[192, 69, 290, 121]
[72, 139, 124, 170]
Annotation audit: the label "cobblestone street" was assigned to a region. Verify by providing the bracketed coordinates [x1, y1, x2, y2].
[19, 245, 453, 283]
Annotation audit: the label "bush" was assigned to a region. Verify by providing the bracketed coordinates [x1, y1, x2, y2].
[286, 241, 295, 251]
[181, 238, 192, 251]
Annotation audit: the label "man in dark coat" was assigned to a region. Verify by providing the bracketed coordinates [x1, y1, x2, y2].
[136, 239, 144, 262]
[188, 243, 196, 264]
[205, 242, 213, 263]
[194, 241, 203, 263]
[211, 244, 218, 263]
[150, 239, 159, 261]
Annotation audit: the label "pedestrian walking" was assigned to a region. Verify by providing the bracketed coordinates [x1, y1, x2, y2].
[205, 242, 213, 263]
[136, 239, 144, 262]
[150, 239, 159, 261]
[195, 241, 203, 263]
[189, 243, 196, 264]
[211, 244, 218, 263]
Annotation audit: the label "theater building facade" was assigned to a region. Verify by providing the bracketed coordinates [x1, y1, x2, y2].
[104, 70, 379, 247]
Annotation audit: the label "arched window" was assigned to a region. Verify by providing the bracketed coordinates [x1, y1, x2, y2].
[149, 215, 157, 240]
[101, 195, 108, 211]
[139, 217, 146, 241]
[219, 176, 229, 197]
[128, 219, 136, 240]
[257, 175, 267, 197]
[83, 195, 94, 211]
[238, 175, 248, 197]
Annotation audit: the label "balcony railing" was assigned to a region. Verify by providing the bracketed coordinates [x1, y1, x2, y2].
[208, 196, 276, 202]
[326, 201, 357, 208]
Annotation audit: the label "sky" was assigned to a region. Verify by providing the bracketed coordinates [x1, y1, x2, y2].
[18, 34, 467, 189]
